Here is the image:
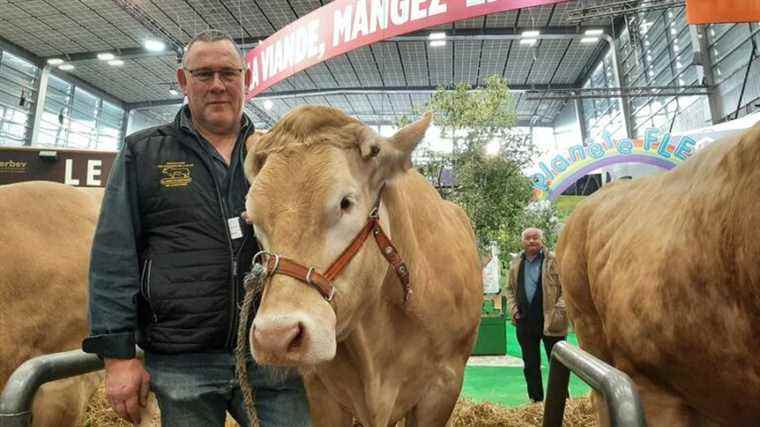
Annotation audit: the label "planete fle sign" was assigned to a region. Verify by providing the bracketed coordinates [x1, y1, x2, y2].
[245, 0, 567, 99]
[530, 128, 699, 201]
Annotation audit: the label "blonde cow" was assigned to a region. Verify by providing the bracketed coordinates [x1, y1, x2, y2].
[557, 124, 760, 425]
[243, 106, 483, 426]
[0, 181, 106, 426]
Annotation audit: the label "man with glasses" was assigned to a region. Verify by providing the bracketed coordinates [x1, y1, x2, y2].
[82, 30, 311, 426]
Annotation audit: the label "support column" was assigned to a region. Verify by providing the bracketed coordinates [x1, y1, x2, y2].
[603, 34, 634, 138]
[120, 108, 131, 150]
[690, 25, 722, 124]
[28, 65, 50, 146]
[574, 98, 588, 143]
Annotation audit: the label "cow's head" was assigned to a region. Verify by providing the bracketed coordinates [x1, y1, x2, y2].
[243, 106, 431, 366]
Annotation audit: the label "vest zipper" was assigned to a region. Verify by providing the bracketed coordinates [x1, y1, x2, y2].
[140, 259, 157, 323]
[213, 183, 239, 350]
[190, 128, 251, 351]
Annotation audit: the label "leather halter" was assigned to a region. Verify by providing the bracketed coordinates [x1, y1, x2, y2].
[250, 185, 411, 305]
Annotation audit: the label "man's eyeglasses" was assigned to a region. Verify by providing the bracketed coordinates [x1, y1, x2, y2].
[185, 68, 243, 83]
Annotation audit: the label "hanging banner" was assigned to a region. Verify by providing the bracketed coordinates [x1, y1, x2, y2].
[245, 0, 567, 99]
[686, 0, 760, 24]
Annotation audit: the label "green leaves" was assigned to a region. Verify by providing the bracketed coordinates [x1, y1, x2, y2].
[408, 75, 542, 258]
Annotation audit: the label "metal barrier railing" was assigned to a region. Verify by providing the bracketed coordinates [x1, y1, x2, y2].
[0, 348, 142, 427]
[542, 341, 646, 427]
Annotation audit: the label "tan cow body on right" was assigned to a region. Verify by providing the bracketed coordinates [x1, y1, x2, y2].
[557, 124, 760, 425]
[244, 106, 483, 426]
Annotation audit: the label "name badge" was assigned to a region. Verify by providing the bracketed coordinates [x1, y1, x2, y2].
[228, 217, 243, 240]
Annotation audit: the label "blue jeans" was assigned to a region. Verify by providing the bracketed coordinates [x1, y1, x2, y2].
[145, 352, 311, 427]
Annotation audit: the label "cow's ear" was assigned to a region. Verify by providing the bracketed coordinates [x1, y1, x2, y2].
[244, 131, 268, 183]
[377, 112, 432, 179]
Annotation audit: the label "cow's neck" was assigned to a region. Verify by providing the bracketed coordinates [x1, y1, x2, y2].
[316, 181, 435, 425]
[320, 299, 431, 426]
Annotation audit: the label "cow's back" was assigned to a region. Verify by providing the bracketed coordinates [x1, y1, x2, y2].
[557, 126, 760, 424]
[0, 181, 100, 384]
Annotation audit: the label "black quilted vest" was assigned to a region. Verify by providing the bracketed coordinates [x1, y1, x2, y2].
[129, 113, 258, 354]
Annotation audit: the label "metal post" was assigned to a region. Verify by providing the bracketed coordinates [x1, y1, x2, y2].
[604, 34, 634, 138]
[0, 350, 103, 427]
[0, 348, 143, 427]
[543, 341, 646, 427]
[27, 65, 50, 147]
[690, 25, 722, 124]
[731, 24, 757, 120]
[121, 107, 131, 148]
[543, 353, 571, 426]
[574, 98, 588, 143]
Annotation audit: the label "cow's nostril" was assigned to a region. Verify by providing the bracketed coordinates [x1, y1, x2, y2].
[253, 321, 302, 354]
[287, 322, 305, 352]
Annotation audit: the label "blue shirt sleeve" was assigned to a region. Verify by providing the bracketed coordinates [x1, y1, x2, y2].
[82, 143, 141, 359]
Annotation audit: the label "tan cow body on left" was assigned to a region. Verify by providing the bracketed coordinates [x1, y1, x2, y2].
[557, 124, 760, 425]
[243, 106, 483, 426]
[0, 181, 104, 426]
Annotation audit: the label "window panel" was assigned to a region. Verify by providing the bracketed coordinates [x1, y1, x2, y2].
[0, 51, 37, 146]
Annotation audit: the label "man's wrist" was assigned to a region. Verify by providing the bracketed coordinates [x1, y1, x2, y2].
[82, 332, 136, 359]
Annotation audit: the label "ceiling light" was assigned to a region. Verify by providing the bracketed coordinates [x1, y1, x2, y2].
[263, 99, 274, 110]
[58, 64, 75, 71]
[428, 32, 446, 40]
[520, 38, 537, 46]
[522, 30, 540, 38]
[108, 59, 124, 66]
[584, 29, 604, 36]
[169, 88, 179, 96]
[580, 37, 600, 44]
[97, 52, 115, 61]
[429, 40, 446, 47]
[47, 58, 64, 66]
[144, 39, 166, 52]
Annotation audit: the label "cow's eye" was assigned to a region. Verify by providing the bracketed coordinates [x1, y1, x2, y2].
[340, 197, 353, 211]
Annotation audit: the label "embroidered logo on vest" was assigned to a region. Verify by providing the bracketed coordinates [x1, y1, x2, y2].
[158, 161, 194, 187]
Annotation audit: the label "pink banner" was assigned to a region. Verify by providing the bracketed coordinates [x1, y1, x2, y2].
[245, 0, 567, 99]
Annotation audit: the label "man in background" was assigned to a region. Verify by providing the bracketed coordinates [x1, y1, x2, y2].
[506, 227, 568, 403]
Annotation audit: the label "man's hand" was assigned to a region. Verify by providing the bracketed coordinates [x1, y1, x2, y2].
[104, 357, 150, 425]
[512, 311, 521, 325]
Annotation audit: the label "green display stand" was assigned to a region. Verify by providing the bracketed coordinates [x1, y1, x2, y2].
[471, 297, 507, 356]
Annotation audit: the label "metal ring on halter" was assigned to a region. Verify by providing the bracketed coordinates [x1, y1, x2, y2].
[252, 251, 280, 275]
[326, 286, 336, 302]
[271, 254, 281, 273]
[252, 250, 273, 266]
[305, 267, 316, 286]
[369, 206, 379, 219]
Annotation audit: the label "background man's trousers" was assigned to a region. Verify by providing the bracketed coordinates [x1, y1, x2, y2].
[516, 323, 565, 402]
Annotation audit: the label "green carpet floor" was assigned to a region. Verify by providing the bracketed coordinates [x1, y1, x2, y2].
[461, 323, 591, 407]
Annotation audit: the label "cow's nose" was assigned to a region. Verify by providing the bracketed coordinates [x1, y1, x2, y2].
[252, 319, 304, 354]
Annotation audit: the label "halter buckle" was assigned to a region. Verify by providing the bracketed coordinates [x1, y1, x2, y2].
[369, 206, 379, 219]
